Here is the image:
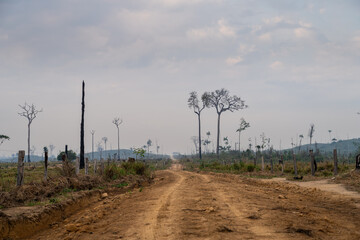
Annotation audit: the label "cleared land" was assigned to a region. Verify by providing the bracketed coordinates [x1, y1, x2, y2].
[27, 165, 360, 240]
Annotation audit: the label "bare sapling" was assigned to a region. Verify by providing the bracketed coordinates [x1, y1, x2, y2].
[17, 150, 25, 186]
[44, 147, 48, 181]
[334, 149, 338, 175]
[310, 150, 315, 176]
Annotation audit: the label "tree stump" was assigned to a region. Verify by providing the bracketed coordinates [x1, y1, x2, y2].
[17, 150, 25, 186]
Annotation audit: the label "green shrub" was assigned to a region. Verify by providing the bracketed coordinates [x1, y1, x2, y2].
[246, 164, 255, 172]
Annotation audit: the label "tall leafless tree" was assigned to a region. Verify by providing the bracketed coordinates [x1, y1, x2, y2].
[80, 81, 85, 169]
[18, 103, 43, 162]
[113, 118, 123, 160]
[90, 130, 95, 161]
[298, 134, 304, 153]
[205, 89, 247, 156]
[187, 91, 209, 159]
[308, 124, 315, 150]
[147, 139, 152, 159]
[48, 144, 55, 158]
[102, 137, 108, 152]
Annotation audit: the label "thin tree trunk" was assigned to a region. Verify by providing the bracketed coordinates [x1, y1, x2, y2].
[85, 157, 88, 175]
[261, 155, 264, 171]
[293, 151, 297, 177]
[310, 150, 315, 176]
[28, 123, 31, 163]
[216, 113, 221, 156]
[238, 130, 241, 160]
[80, 81, 85, 169]
[117, 127, 120, 160]
[44, 151, 48, 181]
[198, 114, 202, 160]
[76, 157, 79, 175]
[17, 150, 25, 186]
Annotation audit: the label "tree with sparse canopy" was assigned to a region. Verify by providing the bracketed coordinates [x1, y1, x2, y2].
[187, 91, 209, 159]
[18, 102, 43, 162]
[236, 118, 250, 160]
[205, 89, 247, 156]
[0, 135, 10, 146]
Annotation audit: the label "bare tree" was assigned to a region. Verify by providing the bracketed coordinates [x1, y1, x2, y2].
[80, 81, 85, 169]
[113, 118, 123, 160]
[48, 144, 55, 159]
[97, 142, 103, 159]
[102, 137, 108, 152]
[236, 118, 250, 160]
[308, 124, 315, 149]
[18, 102, 43, 162]
[147, 139, 152, 159]
[205, 89, 247, 156]
[90, 130, 95, 162]
[298, 134, 304, 153]
[191, 136, 199, 154]
[188, 91, 209, 159]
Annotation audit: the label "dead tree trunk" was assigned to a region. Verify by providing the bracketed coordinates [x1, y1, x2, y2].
[293, 152, 297, 178]
[333, 149, 338, 175]
[76, 157, 80, 175]
[85, 157, 89, 175]
[100, 158, 104, 175]
[44, 151, 48, 181]
[94, 159, 97, 174]
[310, 150, 315, 176]
[261, 155, 264, 171]
[281, 155, 284, 175]
[270, 150, 273, 173]
[17, 150, 25, 186]
[80, 81, 85, 169]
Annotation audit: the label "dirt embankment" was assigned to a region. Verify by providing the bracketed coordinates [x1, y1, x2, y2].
[0, 174, 151, 239]
[18, 168, 360, 240]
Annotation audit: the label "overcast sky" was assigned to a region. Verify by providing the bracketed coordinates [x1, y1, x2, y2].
[1, 0, 360, 157]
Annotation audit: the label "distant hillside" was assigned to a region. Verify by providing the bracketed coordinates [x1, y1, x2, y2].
[289, 138, 360, 155]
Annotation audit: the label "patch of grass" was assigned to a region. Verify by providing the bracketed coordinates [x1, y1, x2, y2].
[139, 187, 143, 192]
[49, 198, 59, 204]
[112, 182, 128, 188]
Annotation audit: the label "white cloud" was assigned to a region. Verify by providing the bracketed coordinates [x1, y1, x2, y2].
[226, 56, 243, 66]
[259, 33, 271, 41]
[270, 61, 283, 70]
[264, 16, 284, 25]
[218, 19, 236, 37]
[187, 18, 236, 40]
[294, 28, 312, 38]
[299, 21, 312, 28]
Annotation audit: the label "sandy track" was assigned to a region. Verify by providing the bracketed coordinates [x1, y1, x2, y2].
[30, 169, 360, 240]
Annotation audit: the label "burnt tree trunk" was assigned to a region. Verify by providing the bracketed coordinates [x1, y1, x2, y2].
[216, 113, 221, 157]
[198, 113, 202, 160]
[310, 150, 315, 176]
[80, 81, 85, 169]
[44, 151, 48, 181]
[17, 150, 25, 186]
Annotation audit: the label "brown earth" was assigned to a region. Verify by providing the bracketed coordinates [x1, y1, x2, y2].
[16, 167, 360, 239]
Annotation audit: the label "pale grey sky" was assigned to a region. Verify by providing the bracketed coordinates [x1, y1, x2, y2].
[1, 0, 360, 157]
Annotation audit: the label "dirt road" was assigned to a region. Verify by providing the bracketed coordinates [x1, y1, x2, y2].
[31, 167, 360, 239]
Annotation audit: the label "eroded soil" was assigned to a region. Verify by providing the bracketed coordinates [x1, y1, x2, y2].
[28, 168, 360, 240]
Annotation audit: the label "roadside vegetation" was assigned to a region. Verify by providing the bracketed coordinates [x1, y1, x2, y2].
[0, 158, 170, 209]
